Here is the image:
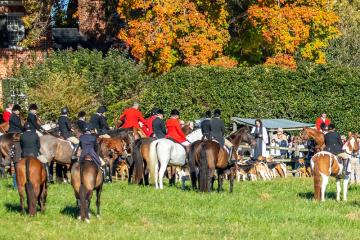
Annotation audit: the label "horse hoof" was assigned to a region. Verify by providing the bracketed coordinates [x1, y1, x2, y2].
[96, 214, 101, 219]
[85, 219, 90, 224]
[77, 216, 81, 220]
[88, 213, 91, 218]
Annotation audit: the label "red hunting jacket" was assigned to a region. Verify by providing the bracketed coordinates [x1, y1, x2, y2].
[2, 109, 11, 122]
[142, 115, 156, 137]
[119, 108, 147, 129]
[315, 117, 331, 131]
[165, 118, 186, 143]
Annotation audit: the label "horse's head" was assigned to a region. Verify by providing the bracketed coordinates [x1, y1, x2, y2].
[345, 132, 359, 155]
[229, 126, 256, 147]
[181, 121, 194, 136]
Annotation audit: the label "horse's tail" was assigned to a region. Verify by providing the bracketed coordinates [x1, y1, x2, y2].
[133, 139, 144, 184]
[25, 158, 37, 216]
[312, 156, 321, 201]
[79, 161, 87, 220]
[148, 140, 159, 185]
[199, 143, 208, 192]
[188, 142, 197, 189]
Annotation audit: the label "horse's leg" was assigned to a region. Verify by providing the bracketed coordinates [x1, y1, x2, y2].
[336, 177, 341, 202]
[96, 186, 102, 218]
[18, 186, 25, 215]
[209, 169, 215, 192]
[230, 172, 234, 193]
[320, 173, 329, 202]
[49, 161, 54, 183]
[158, 163, 167, 189]
[217, 170, 223, 192]
[344, 174, 350, 201]
[128, 162, 134, 184]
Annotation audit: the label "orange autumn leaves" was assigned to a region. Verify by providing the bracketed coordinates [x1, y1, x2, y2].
[117, 0, 340, 72]
[117, 0, 236, 73]
[248, 0, 340, 69]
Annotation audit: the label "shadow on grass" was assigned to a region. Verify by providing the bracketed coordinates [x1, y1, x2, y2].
[4, 202, 21, 213]
[60, 205, 78, 218]
[298, 191, 337, 200]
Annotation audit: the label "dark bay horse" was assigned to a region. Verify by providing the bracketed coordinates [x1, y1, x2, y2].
[71, 155, 103, 222]
[189, 126, 256, 192]
[15, 156, 47, 216]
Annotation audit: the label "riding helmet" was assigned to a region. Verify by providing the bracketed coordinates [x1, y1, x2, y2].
[28, 103, 38, 111]
[61, 107, 69, 115]
[97, 106, 107, 114]
[205, 110, 212, 118]
[214, 109, 221, 117]
[12, 104, 21, 112]
[84, 123, 94, 132]
[151, 108, 159, 116]
[78, 111, 86, 118]
[328, 123, 335, 130]
[23, 122, 32, 131]
[171, 109, 180, 116]
[157, 109, 164, 115]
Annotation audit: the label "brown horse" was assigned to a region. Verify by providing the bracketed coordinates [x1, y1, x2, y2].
[132, 138, 154, 185]
[15, 156, 47, 216]
[98, 137, 128, 182]
[312, 132, 359, 201]
[189, 126, 256, 192]
[71, 155, 103, 222]
[301, 127, 324, 151]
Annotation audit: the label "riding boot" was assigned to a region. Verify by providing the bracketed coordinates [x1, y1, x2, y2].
[43, 162, 51, 183]
[71, 144, 79, 161]
[104, 165, 111, 183]
[343, 158, 350, 176]
[227, 146, 234, 165]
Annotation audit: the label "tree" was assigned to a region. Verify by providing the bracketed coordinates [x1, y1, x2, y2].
[117, 0, 237, 73]
[244, 0, 340, 68]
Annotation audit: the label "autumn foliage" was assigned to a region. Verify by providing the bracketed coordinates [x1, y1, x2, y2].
[247, 0, 340, 68]
[116, 0, 237, 73]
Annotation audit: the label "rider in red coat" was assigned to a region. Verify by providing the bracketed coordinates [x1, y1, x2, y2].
[118, 102, 147, 129]
[165, 109, 189, 146]
[315, 113, 331, 132]
[142, 108, 158, 137]
[2, 103, 13, 122]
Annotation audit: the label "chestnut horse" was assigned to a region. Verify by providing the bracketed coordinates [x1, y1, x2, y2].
[98, 137, 128, 182]
[301, 127, 325, 151]
[189, 126, 256, 192]
[15, 156, 47, 216]
[311, 133, 359, 201]
[71, 155, 103, 222]
[132, 138, 154, 185]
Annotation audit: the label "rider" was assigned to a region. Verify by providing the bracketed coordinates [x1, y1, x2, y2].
[90, 106, 110, 136]
[152, 109, 167, 139]
[58, 107, 79, 160]
[210, 109, 234, 162]
[324, 123, 350, 174]
[76, 111, 87, 134]
[142, 108, 158, 137]
[2, 102, 13, 123]
[20, 122, 50, 181]
[201, 110, 212, 140]
[77, 123, 105, 173]
[316, 113, 331, 132]
[118, 102, 147, 133]
[26, 103, 46, 135]
[165, 109, 189, 147]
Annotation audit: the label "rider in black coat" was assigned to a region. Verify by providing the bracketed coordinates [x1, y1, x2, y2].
[90, 106, 110, 135]
[324, 123, 343, 155]
[210, 109, 225, 147]
[8, 104, 23, 133]
[201, 110, 212, 140]
[27, 103, 45, 133]
[58, 107, 72, 139]
[152, 109, 167, 139]
[20, 123, 40, 158]
[78, 123, 102, 168]
[76, 111, 87, 134]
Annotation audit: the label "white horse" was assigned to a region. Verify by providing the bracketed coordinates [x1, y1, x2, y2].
[148, 139, 187, 189]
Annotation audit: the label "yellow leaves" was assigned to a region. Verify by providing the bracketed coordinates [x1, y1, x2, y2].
[117, 0, 233, 73]
[248, 0, 340, 68]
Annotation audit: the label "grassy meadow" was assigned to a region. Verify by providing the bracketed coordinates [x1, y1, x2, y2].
[1, 177, 360, 240]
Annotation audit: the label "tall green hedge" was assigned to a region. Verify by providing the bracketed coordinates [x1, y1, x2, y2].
[140, 64, 360, 132]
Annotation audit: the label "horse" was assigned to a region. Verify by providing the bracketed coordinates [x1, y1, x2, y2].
[189, 126, 256, 192]
[71, 155, 104, 223]
[0, 133, 18, 177]
[311, 132, 359, 201]
[98, 137, 128, 182]
[15, 156, 47, 216]
[301, 127, 324, 151]
[132, 138, 154, 185]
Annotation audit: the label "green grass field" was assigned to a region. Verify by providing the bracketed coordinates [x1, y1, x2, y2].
[1, 177, 360, 240]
